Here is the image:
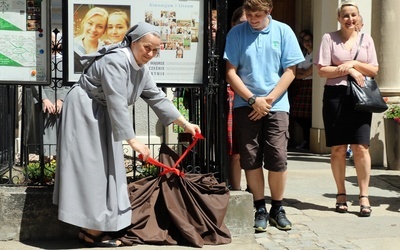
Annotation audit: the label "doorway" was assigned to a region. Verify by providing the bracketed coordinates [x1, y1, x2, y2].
[227, 0, 296, 30]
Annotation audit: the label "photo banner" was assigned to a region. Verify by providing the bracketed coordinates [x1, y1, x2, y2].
[0, 0, 51, 85]
[134, 1, 204, 85]
[64, 0, 204, 85]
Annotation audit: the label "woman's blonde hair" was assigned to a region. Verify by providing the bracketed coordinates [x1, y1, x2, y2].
[108, 10, 130, 28]
[79, 7, 109, 34]
[337, 1, 359, 16]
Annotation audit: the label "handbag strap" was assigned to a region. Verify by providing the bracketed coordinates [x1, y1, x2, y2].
[336, 33, 365, 125]
[353, 33, 364, 60]
[348, 32, 365, 89]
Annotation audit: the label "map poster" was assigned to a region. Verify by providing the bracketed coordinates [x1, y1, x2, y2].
[64, 0, 204, 85]
[0, 0, 51, 85]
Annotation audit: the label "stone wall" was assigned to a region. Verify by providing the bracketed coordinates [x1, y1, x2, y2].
[0, 186, 253, 241]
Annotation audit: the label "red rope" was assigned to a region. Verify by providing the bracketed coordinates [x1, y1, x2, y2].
[139, 132, 204, 177]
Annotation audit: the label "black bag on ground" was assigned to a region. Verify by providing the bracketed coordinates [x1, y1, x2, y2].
[348, 76, 388, 113]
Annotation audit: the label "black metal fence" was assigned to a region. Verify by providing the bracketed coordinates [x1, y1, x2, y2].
[0, 1, 229, 186]
[0, 85, 16, 180]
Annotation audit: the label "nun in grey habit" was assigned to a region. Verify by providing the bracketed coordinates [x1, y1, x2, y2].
[53, 22, 201, 246]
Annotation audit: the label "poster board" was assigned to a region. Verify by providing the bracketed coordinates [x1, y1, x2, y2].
[63, 0, 205, 85]
[0, 0, 51, 85]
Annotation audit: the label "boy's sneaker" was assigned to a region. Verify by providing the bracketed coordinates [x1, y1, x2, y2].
[254, 207, 268, 232]
[269, 207, 292, 231]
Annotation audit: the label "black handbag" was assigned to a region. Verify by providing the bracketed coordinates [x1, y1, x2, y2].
[349, 34, 388, 113]
[348, 76, 388, 113]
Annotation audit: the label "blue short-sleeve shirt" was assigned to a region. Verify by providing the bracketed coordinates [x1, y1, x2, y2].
[223, 16, 304, 112]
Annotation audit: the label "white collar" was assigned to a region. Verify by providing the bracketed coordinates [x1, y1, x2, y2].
[121, 47, 142, 70]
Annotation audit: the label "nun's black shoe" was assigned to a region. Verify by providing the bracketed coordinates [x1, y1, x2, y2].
[79, 230, 121, 248]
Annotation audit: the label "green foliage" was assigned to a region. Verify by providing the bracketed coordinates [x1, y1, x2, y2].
[24, 158, 159, 184]
[135, 163, 159, 180]
[24, 159, 56, 183]
[384, 104, 400, 124]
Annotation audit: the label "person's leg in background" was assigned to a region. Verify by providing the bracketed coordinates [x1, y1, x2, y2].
[295, 117, 311, 150]
[229, 153, 242, 190]
[227, 86, 242, 190]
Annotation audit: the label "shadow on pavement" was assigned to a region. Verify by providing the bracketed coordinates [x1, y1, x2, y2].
[345, 174, 400, 213]
[284, 198, 332, 212]
[323, 192, 400, 214]
[287, 151, 331, 164]
[20, 239, 83, 249]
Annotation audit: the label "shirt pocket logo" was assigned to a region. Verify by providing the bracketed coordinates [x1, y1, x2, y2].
[272, 41, 279, 50]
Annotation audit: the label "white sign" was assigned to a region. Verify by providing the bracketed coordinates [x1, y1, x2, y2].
[0, 0, 51, 85]
[65, 0, 204, 85]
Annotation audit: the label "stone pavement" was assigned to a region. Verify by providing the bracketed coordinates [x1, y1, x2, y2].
[252, 151, 400, 250]
[1, 150, 400, 249]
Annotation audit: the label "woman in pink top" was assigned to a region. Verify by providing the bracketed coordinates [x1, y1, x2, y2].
[315, 1, 378, 217]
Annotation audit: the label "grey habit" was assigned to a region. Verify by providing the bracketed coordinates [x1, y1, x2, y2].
[53, 23, 181, 231]
[28, 53, 69, 156]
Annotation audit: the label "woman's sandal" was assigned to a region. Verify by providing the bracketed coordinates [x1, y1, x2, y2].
[335, 193, 348, 213]
[79, 229, 121, 247]
[359, 195, 372, 217]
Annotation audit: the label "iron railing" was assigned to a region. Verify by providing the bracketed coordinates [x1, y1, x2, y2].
[0, 1, 229, 186]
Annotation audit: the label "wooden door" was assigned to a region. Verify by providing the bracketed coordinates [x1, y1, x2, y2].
[272, 0, 296, 30]
[228, 0, 296, 31]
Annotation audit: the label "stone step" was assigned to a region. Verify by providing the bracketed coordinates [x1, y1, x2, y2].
[0, 186, 253, 241]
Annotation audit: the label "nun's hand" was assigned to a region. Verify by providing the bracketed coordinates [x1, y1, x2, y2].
[127, 138, 150, 161]
[184, 122, 201, 136]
